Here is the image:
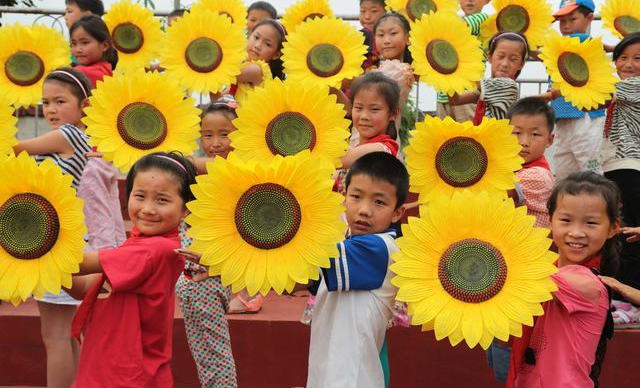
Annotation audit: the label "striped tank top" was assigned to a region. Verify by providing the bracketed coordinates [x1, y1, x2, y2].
[34, 124, 91, 189]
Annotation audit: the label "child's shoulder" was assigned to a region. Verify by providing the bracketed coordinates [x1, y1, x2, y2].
[554, 265, 605, 303]
[345, 230, 398, 253]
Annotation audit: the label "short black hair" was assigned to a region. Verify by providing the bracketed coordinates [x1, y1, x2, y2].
[508, 97, 556, 133]
[65, 0, 104, 16]
[613, 32, 640, 61]
[168, 8, 186, 18]
[345, 152, 409, 208]
[575, 5, 594, 17]
[248, 1, 278, 19]
[360, 0, 386, 5]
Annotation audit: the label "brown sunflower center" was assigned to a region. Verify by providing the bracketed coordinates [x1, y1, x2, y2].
[406, 0, 437, 22]
[307, 43, 344, 77]
[496, 5, 530, 34]
[557, 52, 589, 87]
[435, 137, 488, 187]
[185, 37, 223, 73]
[303, 13, 325, 22]
[4, 51, 45, 87]
[117, 102, 168, 150]
[265, 112, 316, 156]
[112, 22, 144, 54]
[438, 238, 507, 303]
[613, 15, 640, 37]
[219, 11, 234, 23]
[426, 39, 459, 75]
[235, 183, 302, 249]
[0, 193, 60, 260]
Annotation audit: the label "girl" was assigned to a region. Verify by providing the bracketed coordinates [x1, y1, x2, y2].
[67, 152, 196, 387]
[69, 14, 117, 87]
[70, 13, 127, 254]
[176, 96, 238, 387]
[12, 67, 92, 388]
[508, 172, 620, 388]
[450, 31, 528, 125]
[601, 33, 640, 306]
[228, 18, 286, 104]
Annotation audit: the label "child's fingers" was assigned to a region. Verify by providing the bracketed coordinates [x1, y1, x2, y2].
[174, 249, 202, 263]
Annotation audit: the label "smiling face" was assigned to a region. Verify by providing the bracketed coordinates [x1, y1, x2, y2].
[374, 17, 409, 61]
[345, 173, 404, 235]
[359, 0, 386, 30]
[42, 81, 85, 129]
[71, 26, 108, 66]
[510, 113, 554, 165]
[488, 39, 526, 79]
[246, 23, 281, 62]
[551, 193, 617, 267]
[200, 111, 236, 158]
[615, 41, 640, 80]
[352, 86, 398, 143]
[128, 168, 187, 236]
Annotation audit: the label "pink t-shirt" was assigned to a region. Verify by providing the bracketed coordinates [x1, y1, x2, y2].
[515, 265, 608, 388]
[73, 230, 183, 388]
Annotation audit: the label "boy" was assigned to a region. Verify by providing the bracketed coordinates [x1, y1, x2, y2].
[550, 0, 605, 179]
[306, 152, 408, 388]
[247, 1, 278, 32]
[436, 0, 491, 122]
[359, 0, 386, 71]
[64, 0, 104, 29]
[509, 97, 555, 228]
[167, 8, 186, 27]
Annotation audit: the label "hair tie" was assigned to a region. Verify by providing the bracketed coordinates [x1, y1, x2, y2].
[272, 19, 287, 38]
[155, 155, 187, 173]
[50, 70, 89, 99]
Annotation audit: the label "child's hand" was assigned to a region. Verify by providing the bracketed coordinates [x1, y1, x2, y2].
[192, 272, 210, 282]
[600, 275, 640, 305]
[175, 249, 203, 265]
[621, 227, 640, 243]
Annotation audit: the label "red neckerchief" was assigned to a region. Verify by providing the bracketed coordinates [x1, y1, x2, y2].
[505, 254, 602, 387]
[603, 102, 616, 139]
[70, 226, 179, 341]
[365, 134, 399, 156]
[472, 100, 486, 126]
[523, 156, 551, 172]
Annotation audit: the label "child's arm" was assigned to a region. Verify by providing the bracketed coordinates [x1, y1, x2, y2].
[600, 276, 640, 305]
[530, 88, 562, 103]
[448, 90, 480, 106]
[13, 130, 74, 156]
[621, 227, 640, 243]
[65, 273, 104, 300]
[78, 251, 103, 275]
[187, 156, 214, 175]
[340, 143, 390, 169]
[236, 63, 264, 86]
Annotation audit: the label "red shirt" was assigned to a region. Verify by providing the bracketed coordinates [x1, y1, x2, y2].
[75, 61, 112, 88]
[73, 228, 183, 388]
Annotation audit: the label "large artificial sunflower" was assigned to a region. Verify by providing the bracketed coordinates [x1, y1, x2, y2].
[0, 98, 17, 156]
[282, 17, 366, 89]
[601, 0, 640, 39]
[386, 0, 458, 22]
[186, 151, 345, 296]
[0, 24, 69, 108]
[0, 152, 86, 306]
[404, 116, 522, 203]
[160, 9, 245, 94]
[281, 0, 334, 33]
[540, 32, 617, 111]
[409, 12, 484, 96]
[83, 69, 200, 173]
[190, 0, 247, 25]
[104, 0, 163, 72]
[230, 78, 350, 167]
[391, 190, 558, 349]
[480, 0, 553, 50]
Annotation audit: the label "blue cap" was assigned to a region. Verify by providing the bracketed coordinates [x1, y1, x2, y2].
[553, 0, 595, 18]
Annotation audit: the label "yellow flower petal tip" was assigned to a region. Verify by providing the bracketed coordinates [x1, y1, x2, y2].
[0, 24, 69, 108]
[540, 33, 618, 111]
[0, 151, 86, 306]
[190, 0, 247, 25]
[186, 151, 345, 296]
[281, 0, 334, 33]
[82, 69, 201, 173]
[391, 190, 558, 349]
[404, 116, 523, 203]
[386, 0, 458, 23]
[0, 98, 18, 156]
[480, 0, 554, 50]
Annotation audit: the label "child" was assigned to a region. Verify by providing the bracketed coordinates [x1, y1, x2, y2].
[450, 32, 527, 125]
[508, 172, 620, 388]
[168, 8, 186, 26]
[175, 97, 238, 387]
[549, 0, 606, 179]
[64, 0, 104, 29]
[601, 33, 640, 300]
[509, 97, 556, 228]
[67, 152, 196, 387]
[69, 14, 117, 88]
[247, 1, 278, 32]
[306, 151, 409, 388]
[12, 67, 92, 388]
[359, 0, 386, 71]
[436, 0, 490, 122]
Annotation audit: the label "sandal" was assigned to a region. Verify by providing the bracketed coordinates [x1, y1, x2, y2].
[227, 294, 263, 314]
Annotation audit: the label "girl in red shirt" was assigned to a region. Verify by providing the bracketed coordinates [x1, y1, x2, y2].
[69, 14, 118, 87]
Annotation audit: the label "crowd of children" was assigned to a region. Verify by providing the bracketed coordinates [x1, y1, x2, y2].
[3, 0, 640, 387]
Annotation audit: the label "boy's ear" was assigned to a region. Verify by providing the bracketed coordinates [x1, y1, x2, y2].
[547, 133, 555, 148]
[391, 204, 405, 224]
[587, 13, 595, 23]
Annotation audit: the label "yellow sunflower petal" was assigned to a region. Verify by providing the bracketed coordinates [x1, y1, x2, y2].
[0, 24, 69, 107]
[480, 0, 553, 50]
[391, 190, 558, 349]
[82, 69, 201, 173]
[190, 0, 247, 25]
[601, 0, 640, 39]
[104, 0, 163, 72]
[282, 17, 367, 89]
[409, 11, 484, 96]
[386, 0, 458, 22]
[540, 32, 618, 111]
[0, 152, 85, 305]
[281, 0, 334, 33]
[0, 98, 17, 155]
